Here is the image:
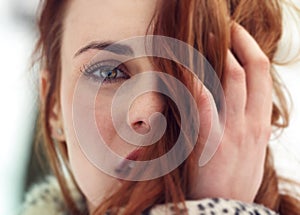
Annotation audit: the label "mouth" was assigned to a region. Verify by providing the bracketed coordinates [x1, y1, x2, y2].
[125, 148, 143, 160]
[114, 148, 143, 178]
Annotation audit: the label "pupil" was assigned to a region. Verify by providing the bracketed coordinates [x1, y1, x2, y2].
[108, 69, 117, 78]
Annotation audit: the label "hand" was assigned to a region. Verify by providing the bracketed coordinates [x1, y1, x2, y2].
[190, 23, 272, 203]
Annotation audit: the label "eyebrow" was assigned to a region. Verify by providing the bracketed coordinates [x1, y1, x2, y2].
[74, 41, 134, 58]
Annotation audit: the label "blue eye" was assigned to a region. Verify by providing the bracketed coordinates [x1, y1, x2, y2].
[93, 66, 127, 80]
[81, 61, 129, 84]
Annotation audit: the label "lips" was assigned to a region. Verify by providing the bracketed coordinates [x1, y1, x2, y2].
[115, 148, 142, 177]
[125, 148, 142, 160]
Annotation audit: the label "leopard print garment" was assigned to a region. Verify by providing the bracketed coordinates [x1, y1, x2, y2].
[21, 176, 278, 215]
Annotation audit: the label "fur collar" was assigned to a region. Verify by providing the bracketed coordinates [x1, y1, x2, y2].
[21, 176, 278, 215]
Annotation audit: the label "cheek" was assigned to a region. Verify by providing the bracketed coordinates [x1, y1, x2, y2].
[94, 92, 134, 155]
[59, 82, 122, 205]
[95, 94, 116, 144]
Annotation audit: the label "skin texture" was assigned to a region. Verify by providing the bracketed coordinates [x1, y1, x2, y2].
[42, 0, 272, 213]
[53, 0, 161, 212]
[190, 23, 272, 202]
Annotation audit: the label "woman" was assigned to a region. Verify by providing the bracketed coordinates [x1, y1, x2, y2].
[22, 0, 300, 214]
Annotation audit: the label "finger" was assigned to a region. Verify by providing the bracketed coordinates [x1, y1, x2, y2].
[193, 79, 222, 166]
[231, 23, 273, 121]
[193, 79, 219, 136]
[198, 88, 223, 167]
[222, 49, 247, 121]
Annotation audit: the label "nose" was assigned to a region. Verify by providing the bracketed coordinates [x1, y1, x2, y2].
[128, 92, 166, 135]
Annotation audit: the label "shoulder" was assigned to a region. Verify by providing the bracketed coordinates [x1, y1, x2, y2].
[148, 198, 279, 215]
[21, 175, 85, 215]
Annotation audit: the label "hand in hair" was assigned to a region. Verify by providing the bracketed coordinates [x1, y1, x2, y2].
[190, 23, 272, 203]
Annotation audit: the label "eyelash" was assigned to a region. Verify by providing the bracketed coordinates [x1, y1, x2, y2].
[80, 60, 130, 84]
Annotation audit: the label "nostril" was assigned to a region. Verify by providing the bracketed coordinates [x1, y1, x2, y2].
[132, 120, 151, 135]
[136, 121, 144, 127]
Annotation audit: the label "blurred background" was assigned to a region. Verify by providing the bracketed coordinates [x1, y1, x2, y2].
[0, 0, 299, 214]
[0, 0, 40, 215]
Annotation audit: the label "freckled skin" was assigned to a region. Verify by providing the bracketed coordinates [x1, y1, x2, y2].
[58, 0, 160, 212]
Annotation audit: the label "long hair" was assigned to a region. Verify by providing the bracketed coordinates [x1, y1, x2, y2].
[34, 0, 300, 214]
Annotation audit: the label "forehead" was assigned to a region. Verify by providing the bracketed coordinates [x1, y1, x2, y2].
[62, 0, 158, 58]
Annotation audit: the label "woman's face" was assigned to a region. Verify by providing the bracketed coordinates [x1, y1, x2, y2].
[57, 0, 162, 210]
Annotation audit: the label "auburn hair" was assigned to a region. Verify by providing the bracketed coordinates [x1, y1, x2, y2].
[33, 0, 300, 214]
